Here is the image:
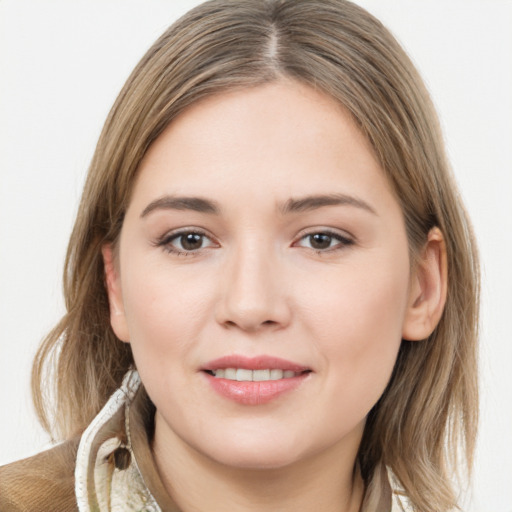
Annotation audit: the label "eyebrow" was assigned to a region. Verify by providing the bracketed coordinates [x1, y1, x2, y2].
[140, 196, 220, 217]
[140, 192, 377, 218]
[279, 193, 377, 215]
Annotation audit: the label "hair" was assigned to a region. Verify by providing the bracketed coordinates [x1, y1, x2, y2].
[32, 1, 479, 510]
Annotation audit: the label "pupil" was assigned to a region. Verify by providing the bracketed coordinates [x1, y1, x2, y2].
[181, 233, 202, 250]
[310, 233, 331, 249]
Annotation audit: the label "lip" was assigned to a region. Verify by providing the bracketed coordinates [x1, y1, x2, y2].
[201, 355, 311, 405]
[201, 355, 310, 373]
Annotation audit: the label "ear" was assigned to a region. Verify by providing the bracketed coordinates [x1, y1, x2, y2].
[402, 227, 448, 341]
[102, 244, 130, 343]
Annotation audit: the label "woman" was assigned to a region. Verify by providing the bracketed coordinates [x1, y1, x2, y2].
[0, 1, 479, 511]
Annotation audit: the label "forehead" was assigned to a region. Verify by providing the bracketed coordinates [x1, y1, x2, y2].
[131, 80, 397, 215]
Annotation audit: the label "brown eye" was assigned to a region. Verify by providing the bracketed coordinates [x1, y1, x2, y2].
[159, 230, 216, 254]
[295, 230, 354, 252]
[309, 233, 333, 250]
[179, 233, 204, 251]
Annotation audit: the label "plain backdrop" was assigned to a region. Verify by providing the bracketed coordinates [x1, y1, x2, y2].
[1, 1, 511, 510]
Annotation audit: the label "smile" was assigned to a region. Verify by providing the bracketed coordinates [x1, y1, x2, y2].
[207, 368, 302, 381]
[201, 355, 312, 405]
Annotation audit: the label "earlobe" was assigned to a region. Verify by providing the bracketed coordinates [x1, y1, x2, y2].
[402, 227, 448, 341]
[102, 244, 130, 343]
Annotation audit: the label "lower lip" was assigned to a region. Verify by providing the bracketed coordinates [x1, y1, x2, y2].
[204, 372, 310, 405]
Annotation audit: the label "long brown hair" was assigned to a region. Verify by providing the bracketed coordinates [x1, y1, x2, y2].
[32, 1, 479, 509]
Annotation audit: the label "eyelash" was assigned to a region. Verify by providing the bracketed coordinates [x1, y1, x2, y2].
[155, 229, 217, 256]
[155, 228, 354, 256]
[294, 230, 354, 253]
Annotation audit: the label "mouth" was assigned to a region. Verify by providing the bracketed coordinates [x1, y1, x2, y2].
[204, 368, 308, 381]
[201, 355, 312, 405]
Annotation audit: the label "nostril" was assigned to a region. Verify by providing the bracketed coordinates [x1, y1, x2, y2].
[222, 319, 278, 330]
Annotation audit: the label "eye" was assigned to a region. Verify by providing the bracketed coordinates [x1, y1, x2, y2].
[158, 230, 216, 254]
[295, 231, 353, 252]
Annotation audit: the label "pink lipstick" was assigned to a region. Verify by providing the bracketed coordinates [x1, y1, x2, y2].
[201, 355, 311, 405]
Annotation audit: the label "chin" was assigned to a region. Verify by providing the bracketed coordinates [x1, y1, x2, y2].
[210, 448, 304, 471]
[194, 432, 312, 471]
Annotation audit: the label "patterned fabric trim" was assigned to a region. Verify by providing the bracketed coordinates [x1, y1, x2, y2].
[75, 370, 144, 511]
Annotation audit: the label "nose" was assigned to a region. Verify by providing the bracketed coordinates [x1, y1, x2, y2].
[215, 243, 291, 332]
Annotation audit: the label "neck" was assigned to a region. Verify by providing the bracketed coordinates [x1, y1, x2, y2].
[152, 413, 365, 512]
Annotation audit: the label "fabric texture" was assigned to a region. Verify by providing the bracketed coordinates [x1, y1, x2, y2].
[0, 438, 79, 512]
[0, 370, 411, 511]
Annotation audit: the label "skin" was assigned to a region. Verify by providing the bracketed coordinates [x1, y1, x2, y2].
[103, 80, 447, 512]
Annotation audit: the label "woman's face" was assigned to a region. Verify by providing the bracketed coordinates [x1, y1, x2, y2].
[107, 81, 418, 469]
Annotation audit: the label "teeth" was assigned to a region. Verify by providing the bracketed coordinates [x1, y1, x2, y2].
[270, 369, 283, 380]
[253, 369, 270, 381]
[224, 368, 237, 380]
[236, 369, 252, 381]
[212, 368, 301, 381]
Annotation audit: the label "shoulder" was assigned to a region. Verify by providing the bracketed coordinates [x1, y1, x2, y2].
[0, 438, 80, 512]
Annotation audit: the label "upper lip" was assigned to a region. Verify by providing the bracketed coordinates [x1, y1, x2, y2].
[201, 355, 310, 373]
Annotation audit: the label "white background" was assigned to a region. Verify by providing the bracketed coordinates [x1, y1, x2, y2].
[1, 1, 511, 510]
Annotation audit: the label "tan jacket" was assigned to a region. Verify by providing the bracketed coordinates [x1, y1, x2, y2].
[0, 371, 410, 512]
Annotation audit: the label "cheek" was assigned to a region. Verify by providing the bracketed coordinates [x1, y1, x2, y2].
[120, 257, 215, 361]
[119, 265, 216, 411]
[302, 256, 409, 399]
